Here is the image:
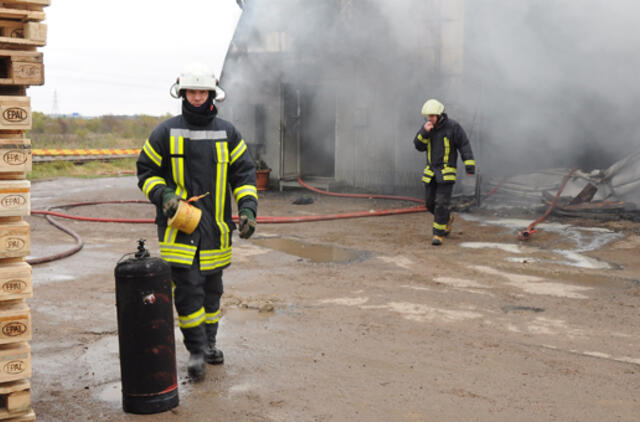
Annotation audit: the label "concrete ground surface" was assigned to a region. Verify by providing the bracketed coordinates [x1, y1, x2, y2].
[26, 177, 640, 422]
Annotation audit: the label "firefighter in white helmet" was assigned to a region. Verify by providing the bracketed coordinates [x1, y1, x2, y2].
[413, 99, 475, 245]
[137, 63, 258, 381]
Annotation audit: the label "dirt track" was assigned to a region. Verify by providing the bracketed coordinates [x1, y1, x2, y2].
[27, 177, 640, 421]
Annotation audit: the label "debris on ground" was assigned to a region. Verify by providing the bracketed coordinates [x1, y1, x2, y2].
[292, 195, 315, 205]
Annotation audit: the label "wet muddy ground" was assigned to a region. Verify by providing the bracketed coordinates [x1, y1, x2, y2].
[26, 177, 640, 421]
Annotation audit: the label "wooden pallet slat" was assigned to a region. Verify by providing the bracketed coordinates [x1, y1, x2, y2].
[0, 301, 30, 345]
[0, 96, 30, 130]
[0, 49, 39, 59]
[0, 8, 44, 23]
[1, 0, 50, 8]
[0, 20, 44, 42]
[0, 261, 31, 301]
[0, 379, 30, 420]
[0, 139, 31, 173]
[0, 19, 20, 39]
[5, 390, 29, 413]
[1, 0, 50, 7]
[0, 180, 29, 217]
[0, 342, 30, 384]
[0, 38, 44, 50]
[0, 219, 29, 259]
[21, 23, 43, 43]
[0, 379, 27, 395]
[0, 409, 33, 422]
[0, 174, 26, 182]
[0, 20, 46, 48]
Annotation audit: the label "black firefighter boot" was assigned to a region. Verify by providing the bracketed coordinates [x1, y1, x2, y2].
[183, 325, 207, 381]
[187, 351, 206, 382]
[204, 324, 224, 365]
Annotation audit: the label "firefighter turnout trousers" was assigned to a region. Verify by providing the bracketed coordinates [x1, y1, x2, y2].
[172, 254, 223, 353]
[424, 180, 454, 236]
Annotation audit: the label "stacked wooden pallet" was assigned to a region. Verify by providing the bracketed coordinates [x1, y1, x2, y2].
[0, 1, 49, 421]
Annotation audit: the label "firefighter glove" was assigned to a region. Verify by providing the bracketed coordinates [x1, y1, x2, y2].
[161, 188, 182, 218]
[465, 165, 475, 175]
[238, 208, 256, 239]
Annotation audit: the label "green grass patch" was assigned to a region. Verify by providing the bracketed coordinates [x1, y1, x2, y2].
[28, 112, 169, 149]
[28, 158, 137, 181]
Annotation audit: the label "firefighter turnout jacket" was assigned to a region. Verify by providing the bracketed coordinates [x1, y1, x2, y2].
[413, 113, 475, 184]
[137, 115, 258, 274]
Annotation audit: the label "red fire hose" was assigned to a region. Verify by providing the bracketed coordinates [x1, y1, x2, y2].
[518, 168, 578, 241]
[27, 204, 85, 265]
[297, 177, 425, 204]
[28, 178, 427, 264]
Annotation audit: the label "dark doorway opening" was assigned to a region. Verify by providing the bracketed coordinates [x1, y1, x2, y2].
[281, 84, 336, 180]
[299, 86, 336, 178]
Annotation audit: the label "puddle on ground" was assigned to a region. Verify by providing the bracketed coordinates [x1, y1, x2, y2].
[471, 265, 593, 299]
[462, 241, 612, 270]
[459, 215, 623, 270]
[251, 237, 366, 263]
[224, 307, 273, 323]
[231, 242, 271, 264]
[460, 242, 525, 254]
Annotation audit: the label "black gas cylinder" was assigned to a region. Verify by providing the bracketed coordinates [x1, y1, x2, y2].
[114, 239, 178, 414]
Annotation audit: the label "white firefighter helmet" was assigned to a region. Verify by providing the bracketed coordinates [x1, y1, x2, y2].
[170, 63, 226, 102]
[421, 99, 445, 116]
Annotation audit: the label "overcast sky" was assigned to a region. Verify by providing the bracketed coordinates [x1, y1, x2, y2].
[29, 0, 242, 116]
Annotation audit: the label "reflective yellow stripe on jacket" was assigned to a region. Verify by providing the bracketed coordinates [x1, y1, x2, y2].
[215, 142, 230, 250]
[160, 226, 196, 265]
[230, 139, 248, 165]
[142, 176, 166, 199]
[200, 247, 232, 272]
[233, 185, 258, 202]
[163, 226, 178, 244]
[422, 167, 434, 184]
[442, 137, 457, 182]
[159, 242, 197, 266]
[422, 138, 433, 183]
[142, 139, 162, 167]
[158, 146, 198, 265]
[464, 160, 476, 166]
[170, 135, 187, 199]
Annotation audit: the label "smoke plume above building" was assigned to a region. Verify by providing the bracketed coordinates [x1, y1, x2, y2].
[220, 0, 640, 193]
